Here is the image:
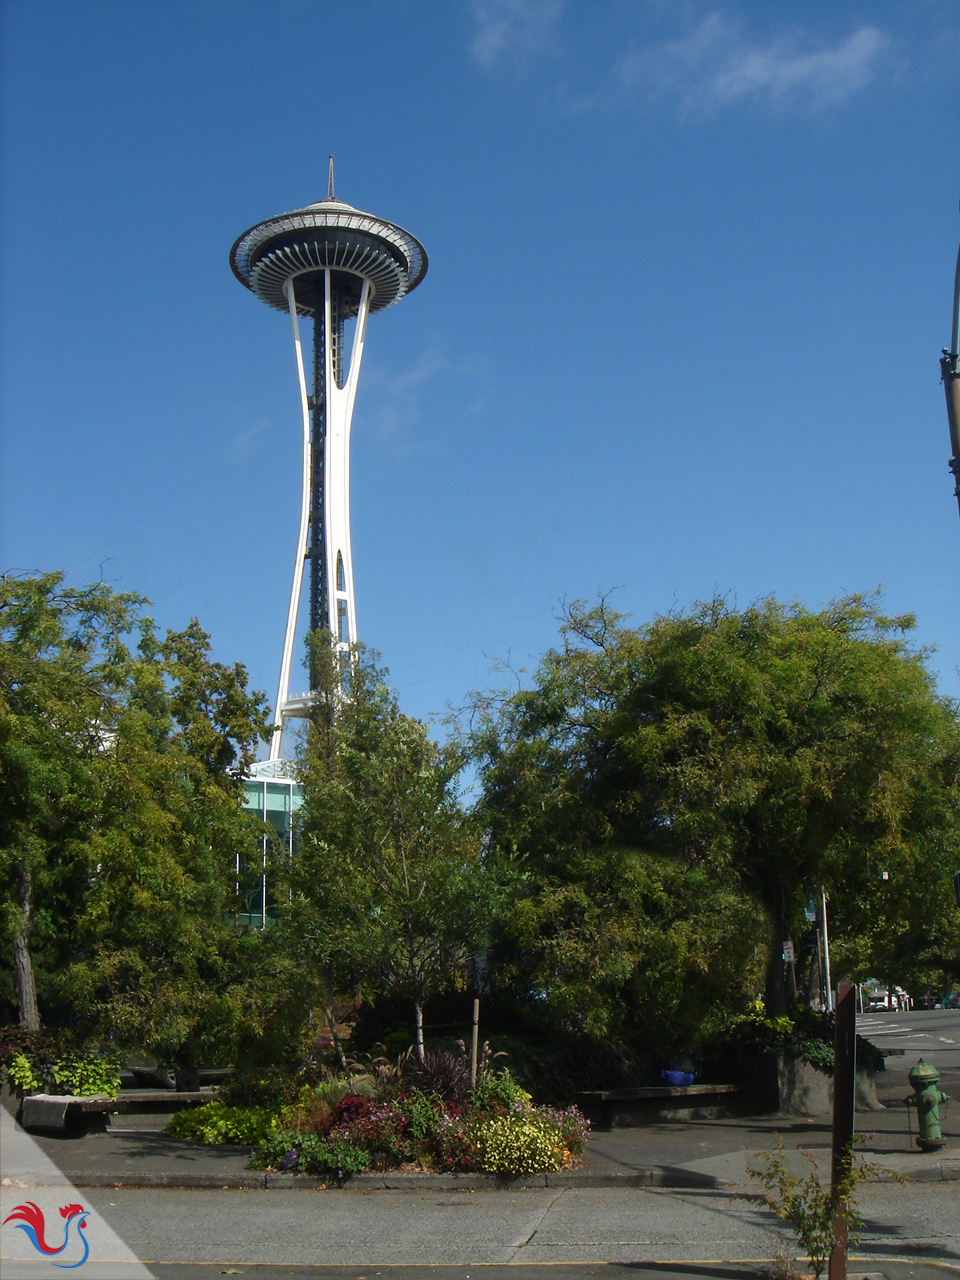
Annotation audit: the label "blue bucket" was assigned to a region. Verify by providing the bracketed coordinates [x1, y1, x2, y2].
[661, 1069, 694, 1087]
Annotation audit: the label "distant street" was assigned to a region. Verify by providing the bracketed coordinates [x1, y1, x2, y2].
[857, 1007, 960, 1093]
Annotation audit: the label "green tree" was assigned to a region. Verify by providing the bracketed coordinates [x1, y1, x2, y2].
[60, 618, 271, 1082]
[472, 594, 960, 1033]
[0, 572, 272, 1080]
[0, 572, 142, 1029]
[281, 635, 499, 1061]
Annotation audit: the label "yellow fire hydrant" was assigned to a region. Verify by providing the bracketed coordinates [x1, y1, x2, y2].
[905, 1059, 948, 1151]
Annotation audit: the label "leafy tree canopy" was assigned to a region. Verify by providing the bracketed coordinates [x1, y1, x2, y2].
[280, 633, 503, 1061]
[0, 571, 272, 1075]
[470, 593, 960, 1036]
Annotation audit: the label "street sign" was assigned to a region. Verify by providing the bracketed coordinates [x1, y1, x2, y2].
[783, 940, 795, 963]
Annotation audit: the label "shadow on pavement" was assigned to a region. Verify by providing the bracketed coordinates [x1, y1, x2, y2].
[112, 1133, 254, 1163]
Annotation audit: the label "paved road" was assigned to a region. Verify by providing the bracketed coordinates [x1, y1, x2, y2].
[5, 1177, 955, 1276]
[857, 1008, 960, 1092]
[109, 1181, 960, 1264]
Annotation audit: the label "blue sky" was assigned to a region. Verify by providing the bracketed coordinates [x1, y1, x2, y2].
[2, 1, 959, 749]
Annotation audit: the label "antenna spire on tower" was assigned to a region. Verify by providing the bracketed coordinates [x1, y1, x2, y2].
[327, 155, 335, 201]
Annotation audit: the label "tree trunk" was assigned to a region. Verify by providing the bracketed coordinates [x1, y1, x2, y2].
[321, 970, 347, 1071]
[413, 1001, 425, 1062]
[172, 1055, 200, 1093]
[12, 862, 41, 1032]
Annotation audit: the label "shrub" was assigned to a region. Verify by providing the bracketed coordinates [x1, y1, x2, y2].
[402, 1048, 473, 1103]
[345, 1051, 408, 1101]
[279, 1079, 354, 1135]
[432, 1107, 484, 1173]
[399, 1089, 440, 1148]
[0, 1031, 119, 1098]
[472, 1067, 531, 1115]
[218, 1066, 299, 1109]
[52, 1056, 121, 1098]
[540, 1104, 589, 1156]
[4, 1051, 43, 1093]
[705, 1006, 885, 1078]
[249, 1131, 371, 1181]
[339, 1099, 415, 1166]
[166, 1102, 278, 1146]
[477, 1113, 567, 1175]
[335, 1091, 443, 1167]
[749, 1137, 892, 1280]
[471, 1030, 645, 1102]
[331, 1091, 377, 1127]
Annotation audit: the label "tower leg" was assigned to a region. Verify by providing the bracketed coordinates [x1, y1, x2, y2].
[322, 270, 371, 657]
[269, 278, 313, 761]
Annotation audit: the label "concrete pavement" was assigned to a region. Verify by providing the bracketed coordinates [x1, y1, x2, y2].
[9, 1067, 957, 1191]
[3, 1088, 958, 1277]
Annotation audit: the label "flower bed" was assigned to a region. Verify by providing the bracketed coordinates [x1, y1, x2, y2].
[247, 1086, 588, 1180]
[244, 1070, 591, 1177]
[166, 1058, 589, 1183]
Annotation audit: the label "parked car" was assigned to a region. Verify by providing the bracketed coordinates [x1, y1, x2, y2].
[913, 994, 940, 1010]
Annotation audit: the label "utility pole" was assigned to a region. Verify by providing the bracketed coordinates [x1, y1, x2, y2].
[821, 888, 834, 1013]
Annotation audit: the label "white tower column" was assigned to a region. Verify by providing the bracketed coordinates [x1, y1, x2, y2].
[268, 278, 313, 760]
[324, 270, 370, 658]
[230, 182, 427, 764]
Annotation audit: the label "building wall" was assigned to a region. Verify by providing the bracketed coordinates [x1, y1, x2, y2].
[240, 768, 301, 928]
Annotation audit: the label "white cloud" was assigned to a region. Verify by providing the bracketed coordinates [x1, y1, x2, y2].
[602, 14, 889, 117]
[229, 416, 273, 466]
[360, 344, 488, 455]
[469, 0, 565, 73]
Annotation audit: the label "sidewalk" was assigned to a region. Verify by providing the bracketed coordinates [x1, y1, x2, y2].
[4, 1076, 956, 1192]
[3, 1089, 957, 1280]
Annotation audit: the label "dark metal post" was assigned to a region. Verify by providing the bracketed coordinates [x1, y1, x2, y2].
[941, 203, 960, 525]
[828, 978, 856, 1280]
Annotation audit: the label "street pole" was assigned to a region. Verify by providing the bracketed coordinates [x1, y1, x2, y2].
[821, 888, 834, 1013]
[941, 201, 960, 525]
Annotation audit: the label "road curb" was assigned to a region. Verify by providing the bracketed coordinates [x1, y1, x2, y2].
[55, 1162, 952, 1190]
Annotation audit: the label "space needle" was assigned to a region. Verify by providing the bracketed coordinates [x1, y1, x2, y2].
[231, 161, 427, 760]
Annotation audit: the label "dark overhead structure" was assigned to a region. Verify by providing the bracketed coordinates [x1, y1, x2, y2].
[940, 203, 960, 528]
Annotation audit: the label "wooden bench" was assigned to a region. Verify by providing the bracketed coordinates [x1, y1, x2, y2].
[576, 1083, 742, 1129]
[20, 1089, 214, 1133]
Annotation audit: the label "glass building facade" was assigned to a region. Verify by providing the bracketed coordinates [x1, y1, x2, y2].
[240, 759, 301, 928]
